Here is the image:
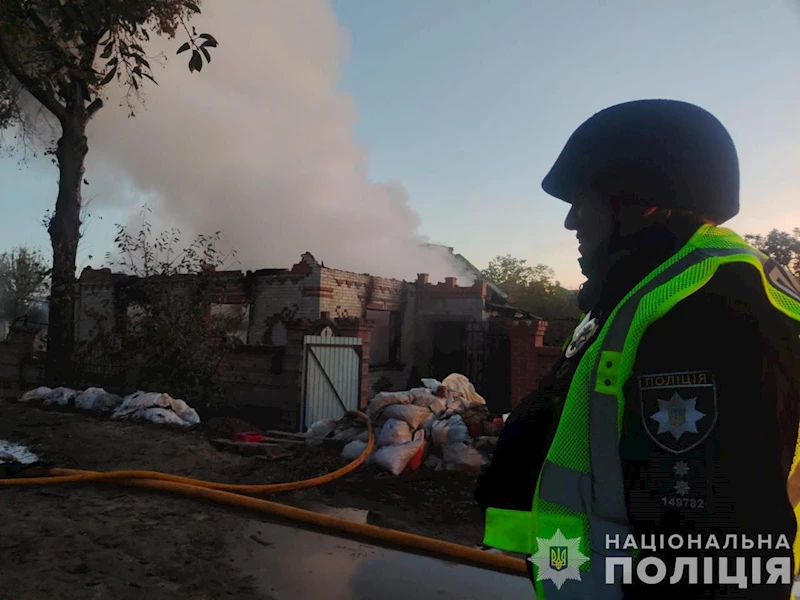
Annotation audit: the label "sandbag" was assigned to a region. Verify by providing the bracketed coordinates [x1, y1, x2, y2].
[74, 387, 123, 413]
[305, 419, 338, 445]
[0, 441, 39, 465]
[168, 398, 201, 426]
[332, 426, 365, 442]
[19, 387, 51, 403]
[341, 440, 369, 460]
[377, 418, 412, 446]
[420, 413, 438, 439]
[112, 391, 200, 426]
[410, 389, 447, 417]
[135, 407, 192, 428]
[420, 378, 441, 392]
[445, 396, 465, 414]
[427, 397, 447, 416]
[369, 440, 424, 476]
[367, 391, 413, 419]
[442, 373, 486, 406]
[43, 387, 78, 407]
[410, 388, 439, 407]
[443, 442, 487, 472]
[445, 415, 470, 443]
[430, 420, 449, 446]
[380, 404, 432, 429]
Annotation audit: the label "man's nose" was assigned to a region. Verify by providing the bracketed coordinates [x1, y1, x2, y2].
[564, 203, 579, 231]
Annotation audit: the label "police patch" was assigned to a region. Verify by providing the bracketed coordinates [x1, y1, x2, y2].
[638, 370, 717, 455]
[564, 312, 600, 358]
[765, 258, 800, 303]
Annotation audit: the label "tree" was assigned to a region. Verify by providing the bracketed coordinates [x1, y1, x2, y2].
[482, 254, 580, 322]
[0, 245, 50, 323]
[744, 228, 800, 277]
[483, 255, 555, 289]
[79, 211, 245, 412]
[0, 0, 218, 386]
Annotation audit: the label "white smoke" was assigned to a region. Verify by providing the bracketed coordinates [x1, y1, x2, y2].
[82, 0, 473, 285]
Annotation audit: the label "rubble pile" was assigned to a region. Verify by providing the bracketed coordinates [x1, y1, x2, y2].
[16, 386, 201, 429]
[307, 374, 504, 476]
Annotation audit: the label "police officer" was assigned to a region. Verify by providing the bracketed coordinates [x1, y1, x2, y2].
[475, 99, 800, 599]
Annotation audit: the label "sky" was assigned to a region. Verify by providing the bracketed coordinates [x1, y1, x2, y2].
[2, 0, 800, 289]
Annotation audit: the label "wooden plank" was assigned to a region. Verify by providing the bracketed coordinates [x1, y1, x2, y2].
[212, 436, 303, 445]
[264, 430, 308, 440]
[260, 436, 305, 445]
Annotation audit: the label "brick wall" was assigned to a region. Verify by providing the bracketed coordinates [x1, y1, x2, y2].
[213, 325, 307, 430]
[544, 317, 580, 348]
[248, 254, 324, 344]
[320, 268, 369, 319]
[319, 269, 407, 317]
[507, 319, 562, 409]
[74, 272, 120, 344]
[414, 274, 487, 320]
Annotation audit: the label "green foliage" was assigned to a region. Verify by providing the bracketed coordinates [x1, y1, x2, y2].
[744, 228, 800, 277]
[0, 0, 218, 130]
[482, 254, 580, 320]
[0, 245, 50, 322]
[79, 211, 245, 410]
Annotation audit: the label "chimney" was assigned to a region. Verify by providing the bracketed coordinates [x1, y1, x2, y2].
[417, 273, 429, 285]
[445, 277, 457, 288]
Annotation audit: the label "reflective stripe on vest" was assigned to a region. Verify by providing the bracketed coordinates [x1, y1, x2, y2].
[529, 225, 800, 600]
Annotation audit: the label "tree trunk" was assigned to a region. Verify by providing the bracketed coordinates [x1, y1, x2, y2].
[45, 112, 88, 386]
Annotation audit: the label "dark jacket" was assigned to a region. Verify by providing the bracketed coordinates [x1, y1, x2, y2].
[475, 218, 800, 599]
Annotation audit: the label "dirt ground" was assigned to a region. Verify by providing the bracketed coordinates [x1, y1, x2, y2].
[0, 400, 486, 600]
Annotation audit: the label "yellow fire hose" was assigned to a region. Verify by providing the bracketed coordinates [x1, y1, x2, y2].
[0, 410, 528, 578]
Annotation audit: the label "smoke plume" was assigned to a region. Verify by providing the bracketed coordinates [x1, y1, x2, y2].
[83, 0, 472, 284]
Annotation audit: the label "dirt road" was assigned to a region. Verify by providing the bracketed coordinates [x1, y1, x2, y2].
[0, 401, 489, 599]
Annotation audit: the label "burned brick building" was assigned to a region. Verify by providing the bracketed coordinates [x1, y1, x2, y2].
[68, 249, 564, 430]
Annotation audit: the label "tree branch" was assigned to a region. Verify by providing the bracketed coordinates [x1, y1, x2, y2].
[0, 33, 67, 122]
[86, 97, 103, 118]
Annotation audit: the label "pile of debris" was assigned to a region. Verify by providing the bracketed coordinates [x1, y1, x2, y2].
[307, 374, 504, 476]
[15, 387, 201, 429]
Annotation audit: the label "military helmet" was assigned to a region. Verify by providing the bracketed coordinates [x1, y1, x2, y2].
[541, 99, 740, 224]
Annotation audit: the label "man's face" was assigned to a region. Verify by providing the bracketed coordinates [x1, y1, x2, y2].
[564, 186, 616, 257]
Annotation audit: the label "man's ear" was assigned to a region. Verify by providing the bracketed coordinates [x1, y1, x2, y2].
[616, 204, 660, 236]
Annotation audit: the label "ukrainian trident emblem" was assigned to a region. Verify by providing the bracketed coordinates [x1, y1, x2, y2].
[530, 529, 589, 589]
[668, 406, 686, 428]
[549, 546, 568, 571]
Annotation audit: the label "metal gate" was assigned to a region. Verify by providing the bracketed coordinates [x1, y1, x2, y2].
[301, 335, 363, 430]
[462, 321, 511, 414]
[431, 320, 511, 414]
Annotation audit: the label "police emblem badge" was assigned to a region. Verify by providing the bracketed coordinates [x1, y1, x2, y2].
[638, 370, 717, 454]
[565, 312, 599, 358]
[764, 257, 800, 303]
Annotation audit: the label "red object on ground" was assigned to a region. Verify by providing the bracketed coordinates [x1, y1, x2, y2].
[233, 432, 264, 443]
[406, 441, 427, 471]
